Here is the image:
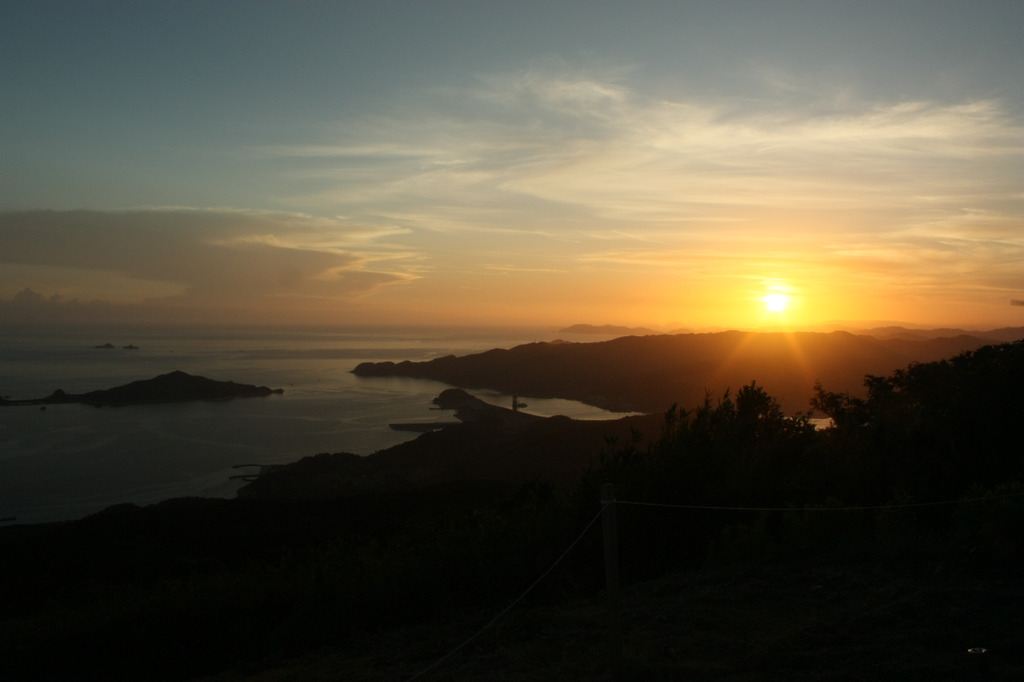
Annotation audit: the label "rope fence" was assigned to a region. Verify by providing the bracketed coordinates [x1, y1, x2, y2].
[403, 485, 1024, 679]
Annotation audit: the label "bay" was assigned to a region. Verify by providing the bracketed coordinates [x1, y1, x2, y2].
[0, 326, 631, 524]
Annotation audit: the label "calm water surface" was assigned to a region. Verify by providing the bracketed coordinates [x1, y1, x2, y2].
[0, 326, 630, 524]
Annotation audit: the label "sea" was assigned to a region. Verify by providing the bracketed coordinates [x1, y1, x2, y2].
[0, 325, 631, 525]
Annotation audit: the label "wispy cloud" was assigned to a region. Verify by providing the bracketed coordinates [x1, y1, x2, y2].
[265, 67, 1023, 238]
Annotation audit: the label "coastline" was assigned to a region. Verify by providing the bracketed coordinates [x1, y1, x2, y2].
[0, 327, 614, 525]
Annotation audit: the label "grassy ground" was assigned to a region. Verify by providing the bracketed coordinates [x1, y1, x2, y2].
[193, 559, 1021, 682]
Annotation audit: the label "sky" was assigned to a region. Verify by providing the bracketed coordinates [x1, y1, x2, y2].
[2, 0, 1023, 331]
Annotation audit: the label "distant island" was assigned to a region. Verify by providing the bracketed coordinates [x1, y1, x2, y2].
[0, 370, 283, 407]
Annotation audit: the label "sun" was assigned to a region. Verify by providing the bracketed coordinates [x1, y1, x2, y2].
[763, 292, 789, 313]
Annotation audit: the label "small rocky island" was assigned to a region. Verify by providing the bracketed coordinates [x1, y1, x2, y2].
[0, 370, 284, 407]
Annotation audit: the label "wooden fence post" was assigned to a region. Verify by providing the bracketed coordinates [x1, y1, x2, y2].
[601, 483, 622, 652]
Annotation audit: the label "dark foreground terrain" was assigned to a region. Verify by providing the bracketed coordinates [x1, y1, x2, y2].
[191, 560, 1023, 681]
[4, 492, 1019, 681]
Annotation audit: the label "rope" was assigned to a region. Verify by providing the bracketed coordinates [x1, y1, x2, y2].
[613, 489, 1024, 513]
[403, 505, 606, 681]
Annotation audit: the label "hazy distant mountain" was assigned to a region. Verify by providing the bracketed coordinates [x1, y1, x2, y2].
[562, 323, 1024, 342]
[849, 326, 1024, 342]
[354, 330, 1007, 414]
[558, 323, 663, 335]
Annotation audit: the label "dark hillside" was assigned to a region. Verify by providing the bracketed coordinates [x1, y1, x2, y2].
[353, 331, 994, 413]
[239, 389, 663, 499]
